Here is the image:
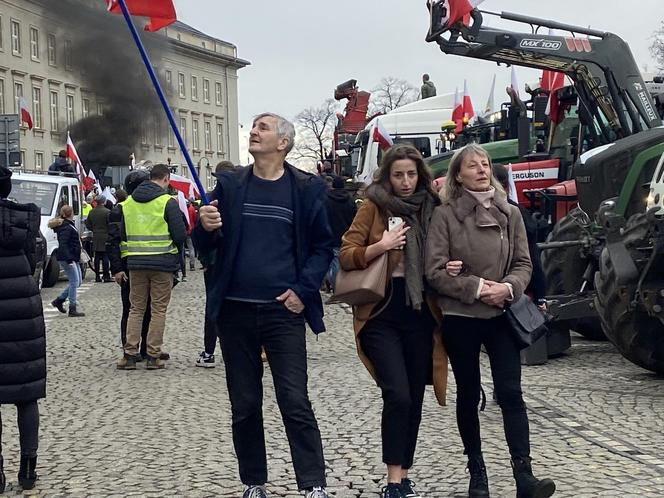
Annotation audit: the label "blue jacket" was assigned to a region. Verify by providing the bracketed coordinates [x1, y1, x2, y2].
[192, 163, 334, 334]
[50, 219, 81, 263]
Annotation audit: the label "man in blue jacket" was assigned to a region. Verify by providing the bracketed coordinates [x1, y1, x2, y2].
[193, 113, 334, 498]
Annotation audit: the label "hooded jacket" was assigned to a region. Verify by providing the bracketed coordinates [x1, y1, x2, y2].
[325, 188, 357, 246]
[48, 157, 74, 174]
[48, 217, 81, 263]
[192, 163, 334, 334]
[0, 199, 46, 403]
[118, 181, 187, 273]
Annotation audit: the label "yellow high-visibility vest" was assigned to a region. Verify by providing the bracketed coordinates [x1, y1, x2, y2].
[82, 203, 92, 218]
[120, 194, 178, 258]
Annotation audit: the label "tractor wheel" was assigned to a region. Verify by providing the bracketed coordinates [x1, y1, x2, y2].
[595, 213, 664, 374]
[541, 208, 606, 340]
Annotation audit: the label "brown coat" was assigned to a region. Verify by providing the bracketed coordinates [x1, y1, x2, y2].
[339, 199, 448, 406]
[425, 190, 532, 318]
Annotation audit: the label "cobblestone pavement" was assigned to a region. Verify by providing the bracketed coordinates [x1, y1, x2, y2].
[1, 270, 663, 497]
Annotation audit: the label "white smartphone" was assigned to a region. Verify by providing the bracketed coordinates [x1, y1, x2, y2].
[388, 216, 403, 232]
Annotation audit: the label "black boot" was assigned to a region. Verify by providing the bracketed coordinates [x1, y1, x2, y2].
[1, 454, 6, 493]
[18, 455, 37, 490]
[68, 304, 85, 317]
[51, 297, 66, 313]
[467, 453, 490, 498]
[511, 456, 555, 498]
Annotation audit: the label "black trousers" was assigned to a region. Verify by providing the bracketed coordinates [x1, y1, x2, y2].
[218, 300, 326, 490]
[94, 250, 110, 279]
[120, 277, 149, 357]
[202, 269, 219, 355]
[359, 278, 434, 468]
[442, 314, 530, 458]
[0, 400, 39, 458]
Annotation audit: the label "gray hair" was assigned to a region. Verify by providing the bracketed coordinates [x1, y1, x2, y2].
[254, 112, 296, 154]
[441, 143, 504, 203]
[96, 195, 107, 205]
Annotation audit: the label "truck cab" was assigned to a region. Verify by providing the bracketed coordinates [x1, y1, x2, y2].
[9, 171, 82, 287]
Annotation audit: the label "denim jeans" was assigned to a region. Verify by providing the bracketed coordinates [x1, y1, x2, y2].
[326, 248, 340, 292]
[58, 261, 81, 305]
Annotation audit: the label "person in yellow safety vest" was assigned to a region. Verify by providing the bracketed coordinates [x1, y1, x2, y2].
[114, 164, 187, 371]
[82, 201, 92, 219]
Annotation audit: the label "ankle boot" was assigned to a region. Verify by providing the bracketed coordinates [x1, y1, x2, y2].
[68, 304, 85, 317]
[467, 453, 490, 497]
[51, 297, 66, 313]
[511, 456, 555, 498]
[1, 454, 6, 493]
[18, 455, 37, 490]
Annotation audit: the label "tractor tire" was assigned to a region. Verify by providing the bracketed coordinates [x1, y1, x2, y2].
[42, 253, 60, 288]
[595, 213, 664, 374]
[541, 208, 606, 340]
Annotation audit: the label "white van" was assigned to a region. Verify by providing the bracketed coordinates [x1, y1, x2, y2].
[354, 93, 455, 184]
[9, 171, 83, 287]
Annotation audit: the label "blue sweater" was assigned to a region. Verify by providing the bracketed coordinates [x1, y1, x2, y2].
[192, 164, 334, 334]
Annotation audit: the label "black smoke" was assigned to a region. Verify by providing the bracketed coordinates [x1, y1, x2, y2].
[44, 0, 172, 167]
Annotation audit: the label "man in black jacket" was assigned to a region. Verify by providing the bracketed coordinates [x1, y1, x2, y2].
[324, 176, 356, 292]
[47, 150, 74, 176]
[114, 164, 186, 370]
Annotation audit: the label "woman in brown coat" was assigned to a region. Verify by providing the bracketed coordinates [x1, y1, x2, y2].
[340, 144, 445, 498]
[425, 144, 555, 498]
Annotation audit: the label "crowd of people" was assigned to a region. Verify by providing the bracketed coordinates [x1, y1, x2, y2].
[0, 111, 555, 498]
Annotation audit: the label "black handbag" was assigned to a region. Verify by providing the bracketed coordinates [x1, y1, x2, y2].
[504, 294, 547, 350]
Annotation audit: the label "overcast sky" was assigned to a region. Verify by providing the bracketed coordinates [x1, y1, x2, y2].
[173, 0, 662, 126]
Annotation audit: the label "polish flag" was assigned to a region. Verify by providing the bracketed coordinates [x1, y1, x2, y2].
[439, 0, 486, 30]
[170, 172, 200, 199]
[452, 87, 463, 133]
[372, 119, 394, 151]
[106, 0, 177, 32]
[176, 190, 191, 228]
[66, 132, 84, 170]
[510, 66, 520, 99]
[462, 79, 474, 123]
[87, 166, 103, 191]
[481, 74, 496, 117]
[19, 97, 33, 130]
[545, 72, 566, 124]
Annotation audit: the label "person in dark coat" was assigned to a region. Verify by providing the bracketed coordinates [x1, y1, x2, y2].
[0, 166, 45, 492]
[48, 205, 85, 317]
[324, 176, 357, 292]
[85, 195, 112, 282]
[47, 150, 74, 176]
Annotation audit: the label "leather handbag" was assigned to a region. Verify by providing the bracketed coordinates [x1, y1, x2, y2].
[329, 252, 388, 306]
[504, 294, 547, 350]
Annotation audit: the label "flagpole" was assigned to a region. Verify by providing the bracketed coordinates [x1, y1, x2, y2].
[115, 0, 209, 204]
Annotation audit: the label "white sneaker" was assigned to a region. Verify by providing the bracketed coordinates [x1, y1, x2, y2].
[195, 351, 215, 368]
[304, 487, 329, 498]
[243, 485, 267, 498]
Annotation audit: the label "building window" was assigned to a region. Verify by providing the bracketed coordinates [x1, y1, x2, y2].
[192, 118, 200, 149]
[191, 76, 198, 101]
[13, 81, 23, 114]
[64, 39, 72, 70]
[32, 87, 42, 129]
[203, 79, 210, 103]
[168, 126, 175, 148]
[35, 151, 44, 170]
[141, 120, 148, 144]
[50, 91, 59, 131]
[10, 20, 21, 56]
[20, 150, 25, 167]
[180, 117, 187, 145]
[0, 79, 4, 114]
[216, 123, 224, 153]
[66, 94, 75, 127]
[178, 72, 185, 98]
[204, 121, 212, 151]
[215, 82, 222, 105]
[29, 27, 39, 60]
[155, 119, 163, 146]
[82, 98, 90, 118]
[97, 102, 104, 116]
[165, 69, 172, 93]
[47, 34, 56, 66]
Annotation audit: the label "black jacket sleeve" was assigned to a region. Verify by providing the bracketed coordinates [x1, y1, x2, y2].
[106, 204, 124, 275]
[164, 198, 187, 247]
[23, 206, 40, 275]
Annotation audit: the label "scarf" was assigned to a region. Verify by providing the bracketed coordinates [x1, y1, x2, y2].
[367, 183, 437, 310]
[464, 186, 495, 208]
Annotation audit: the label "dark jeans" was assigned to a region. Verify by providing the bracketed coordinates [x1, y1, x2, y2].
[120, 277, 149, 357]
[0, 400, 39, 458]
[178, 243, 186, 278]
[218, 299, 326, 490]
[94, 250, 110, 280]
[359, 278, 434, 468]
[442, 314, 530, 458]
[203, 270, 218, 355]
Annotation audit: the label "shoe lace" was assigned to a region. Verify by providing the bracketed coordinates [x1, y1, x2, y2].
[305, 487, 328, 498]
[244, 486, 267, 498]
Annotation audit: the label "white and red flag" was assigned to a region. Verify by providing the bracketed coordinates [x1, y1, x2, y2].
[170, 172, 200, 199]
[481, 74, 496, 117]
[19, 97, 33, 130]
[372, 119, 394, 151]
[439, 0, 486, 31]
[452, 87, 463, 133]
[542, 71, 566, 124]
[66, 132, 86, 181]
[462, 79, 475, 123]
[106, 0, 177, 32]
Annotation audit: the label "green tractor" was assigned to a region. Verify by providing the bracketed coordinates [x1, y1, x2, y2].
[425, 4, 664, 373]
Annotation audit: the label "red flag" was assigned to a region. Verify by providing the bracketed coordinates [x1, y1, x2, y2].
[19, 97, 33, 130]
[373, 120, 394, 151]
[452, 87, 463, 133]
[440, 0, 486, 31]
[66, 133, 86, 182]
[545, 72, 566, 124]
[106, 0, 177, 32]
[462, 79, 474, 122]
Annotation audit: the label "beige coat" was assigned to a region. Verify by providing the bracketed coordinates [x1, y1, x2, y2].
[425, 190, 532, 318]
[339, 200, 448, 406]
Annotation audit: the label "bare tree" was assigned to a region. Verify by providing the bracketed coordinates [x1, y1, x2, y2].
[369, 76, 418, 114]
[292, 98, 338, 165]
[651, 21, 664, 71]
